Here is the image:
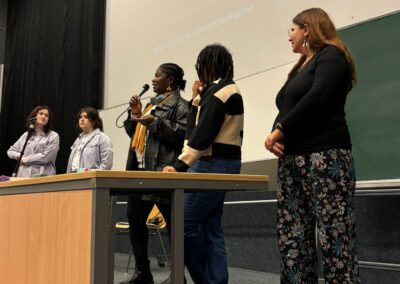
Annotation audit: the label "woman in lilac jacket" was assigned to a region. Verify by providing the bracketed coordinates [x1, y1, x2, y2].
[66, 107, 113, 173]
[7, 105, 60, 177]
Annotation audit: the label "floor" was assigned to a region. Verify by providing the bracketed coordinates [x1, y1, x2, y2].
[114, 253, 280, 284]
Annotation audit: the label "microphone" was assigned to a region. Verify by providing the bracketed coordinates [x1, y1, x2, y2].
[137, 84, 150, 98]
[128, 84, 150, 109]
[28, 117, 37, 130]
[115, 84, 150, 128]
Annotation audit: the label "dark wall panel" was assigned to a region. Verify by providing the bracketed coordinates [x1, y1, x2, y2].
[0, 0, 105, 176]
[342, 12, 400, 180]
[0, 0, 7, 64]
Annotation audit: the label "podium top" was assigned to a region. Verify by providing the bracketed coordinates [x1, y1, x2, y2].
[0, 170, 269, 195]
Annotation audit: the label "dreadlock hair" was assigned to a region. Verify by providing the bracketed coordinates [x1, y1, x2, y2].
[195, 43, 234, 85]
[159, 63, 187, 91]
[76, 107, 103, 132]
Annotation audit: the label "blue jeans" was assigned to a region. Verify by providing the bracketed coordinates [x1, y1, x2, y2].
[185, 158, 241, 284]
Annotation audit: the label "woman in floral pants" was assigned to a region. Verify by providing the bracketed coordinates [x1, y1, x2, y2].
[265, 8, 360, 283]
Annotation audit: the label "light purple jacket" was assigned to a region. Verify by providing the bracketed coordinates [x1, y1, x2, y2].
[7, 130, 60, 177]
[66, 128, 113, 173]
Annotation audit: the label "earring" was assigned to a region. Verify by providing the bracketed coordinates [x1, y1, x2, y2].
[166, 84, 172, 91]
[303, 38, 309, 49]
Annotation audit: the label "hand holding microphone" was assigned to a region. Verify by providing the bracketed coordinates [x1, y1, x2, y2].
[129, 84, 150, 116]
[115, 84, 150, 128]
[129, 95, 142, 116]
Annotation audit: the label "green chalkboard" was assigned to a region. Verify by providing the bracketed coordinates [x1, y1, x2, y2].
[340, 12, 400, 180]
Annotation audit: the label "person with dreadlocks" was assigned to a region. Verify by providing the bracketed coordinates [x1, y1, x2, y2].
[120, 63, 188, 284]
[163, 44, 244, 284]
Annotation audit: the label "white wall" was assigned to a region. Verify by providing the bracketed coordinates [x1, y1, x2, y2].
[101, 0, 400, 170]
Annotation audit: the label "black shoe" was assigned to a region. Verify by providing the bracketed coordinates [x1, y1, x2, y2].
[160, 274, 187, 284]
[119, 271, 154, 284]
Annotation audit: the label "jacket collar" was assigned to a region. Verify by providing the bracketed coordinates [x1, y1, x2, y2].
[78, 128, 101, 138]
[160, 90, 181, 108]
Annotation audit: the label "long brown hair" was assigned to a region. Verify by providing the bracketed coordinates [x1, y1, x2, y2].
[27, 105, 53, 133]
[290, 8, 356, 90]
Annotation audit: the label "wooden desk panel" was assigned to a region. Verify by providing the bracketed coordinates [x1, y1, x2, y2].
[0, 171, 268, 284]
[0, 190, 92, 284]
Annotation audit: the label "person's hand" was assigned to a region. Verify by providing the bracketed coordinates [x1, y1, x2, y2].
[265, 129, 285, 157]
[129, 95, 142, 116]
[192, 80, 203, 99]
[269, 141, 285, 157]
[163, 166, 177, 173]
[133, 114, 156, 126]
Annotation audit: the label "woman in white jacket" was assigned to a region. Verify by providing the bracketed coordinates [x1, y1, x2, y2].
[67, 107, 113, 172]
[8, 105, 60, 177]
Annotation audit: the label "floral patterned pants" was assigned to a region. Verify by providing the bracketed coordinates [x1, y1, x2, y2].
[277, 149, 360, 284]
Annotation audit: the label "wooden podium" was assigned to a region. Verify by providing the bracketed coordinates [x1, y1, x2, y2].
[0, 170, 268, 284]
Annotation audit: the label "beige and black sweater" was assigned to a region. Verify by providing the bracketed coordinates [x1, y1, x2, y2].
[173, 79, 244, 172]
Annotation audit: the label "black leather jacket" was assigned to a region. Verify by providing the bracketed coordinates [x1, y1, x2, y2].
[124, 91, 188, 171]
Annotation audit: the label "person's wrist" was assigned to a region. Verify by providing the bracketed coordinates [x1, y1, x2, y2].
[131, 111, 142, 116]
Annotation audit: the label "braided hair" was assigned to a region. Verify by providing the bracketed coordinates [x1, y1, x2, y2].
[159, 63, 187, 91]
[195, 43, 234, 85]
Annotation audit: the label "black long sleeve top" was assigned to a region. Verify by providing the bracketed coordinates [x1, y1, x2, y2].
[274, 45, 352, 155]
